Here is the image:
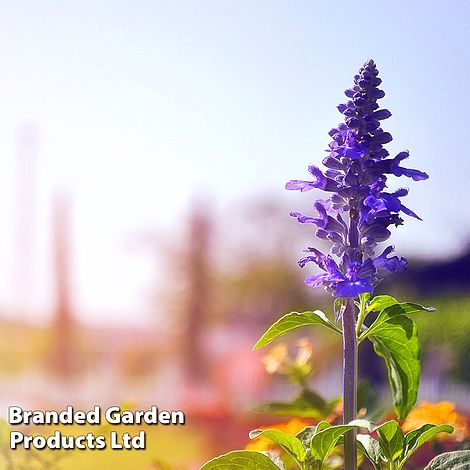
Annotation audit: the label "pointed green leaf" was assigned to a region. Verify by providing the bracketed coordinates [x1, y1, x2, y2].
[310, 424, 358, 465]
[399, 424, 454, 468]
[368, 315, 421, 419]
[200, 450, 283, 469]
[253, 311, 341, 351]
[315, 421, 332, 433]
[361, 301, 435, 341]
[366, 295, 399, 313]
[375, 420, 404, 463]
[356, 435, 382, 470]
[424, 450, 470, 469]
[249, 429, 306, 464]
[366, 295, 435, 316]
[360, 298, 434, 419]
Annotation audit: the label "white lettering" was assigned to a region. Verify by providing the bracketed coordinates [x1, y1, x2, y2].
[10, 432, 24, 449]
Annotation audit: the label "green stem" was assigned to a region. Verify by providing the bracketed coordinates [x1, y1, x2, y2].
[342, 298, 358, 470]
[355, 294, 368, 337]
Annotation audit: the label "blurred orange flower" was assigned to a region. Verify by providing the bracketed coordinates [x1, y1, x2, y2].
[262, 343, 289, 375]
[402, 401, 469, 441]
[245, 418, 312, 452]
[261, 338, 314, 381]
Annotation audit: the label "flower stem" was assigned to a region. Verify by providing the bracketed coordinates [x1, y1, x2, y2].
[342, 297, 358, 470]
[355, 294, 368, 337]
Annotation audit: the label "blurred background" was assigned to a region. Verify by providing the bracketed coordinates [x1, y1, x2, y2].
[1, 0, 470, 468]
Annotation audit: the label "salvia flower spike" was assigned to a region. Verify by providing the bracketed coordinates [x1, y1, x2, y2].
[286, 59, 428, 299]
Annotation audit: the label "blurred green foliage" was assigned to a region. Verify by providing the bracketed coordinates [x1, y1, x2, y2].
[413, 295, 470, 383]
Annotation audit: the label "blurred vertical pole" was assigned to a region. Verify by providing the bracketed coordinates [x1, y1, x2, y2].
[52, 192, 75, 378]
[185, 200, 211, 382]
[13, 123, 38, 315]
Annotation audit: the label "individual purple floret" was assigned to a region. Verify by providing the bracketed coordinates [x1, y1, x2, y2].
[287, 59, 428, 298]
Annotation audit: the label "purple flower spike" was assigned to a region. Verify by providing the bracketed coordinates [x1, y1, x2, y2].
[287, 59, 428, 298]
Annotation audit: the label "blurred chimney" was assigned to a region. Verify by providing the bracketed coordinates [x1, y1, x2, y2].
[52, 191, 76, 377]
[184, 199, 211, 382]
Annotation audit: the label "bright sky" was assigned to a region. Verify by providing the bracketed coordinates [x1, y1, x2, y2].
[0, 0, 469, 324]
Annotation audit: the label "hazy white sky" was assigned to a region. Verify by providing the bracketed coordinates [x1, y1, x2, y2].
[0, 0, 469, 324]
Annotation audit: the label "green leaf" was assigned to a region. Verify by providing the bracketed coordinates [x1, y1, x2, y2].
[424, 450, 470, 469]
[254, 390, 339, 419]
[253, 311, 341, 351]
[366, 295, 435, 315]
[368, 315, 421, 419]
[399, 424, 454, 468]
[375, 420, 404, 463]
[315, 421, 332, 433]
[366, 295, 399, 313]
[361, 301, 435, 341]
[360, 297, 435, 420]
[356, 435, 382, 470]
[296, 421, 331, 454]
[200, 450, 283, 469]
[310, 424, 358, 466]
[296, 421, 331, 440]
[249, 429, 306, 465]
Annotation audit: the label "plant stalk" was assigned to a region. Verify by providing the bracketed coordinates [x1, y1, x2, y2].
[342, 297, 358, 470]
[355, 293, 368, 337]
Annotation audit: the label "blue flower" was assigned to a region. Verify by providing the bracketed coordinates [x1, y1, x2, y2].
[286, 60, 428, 298]
[373, 246, 408, 273]
[286, 165, 339, 192]
[301, 249, 376, 297]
